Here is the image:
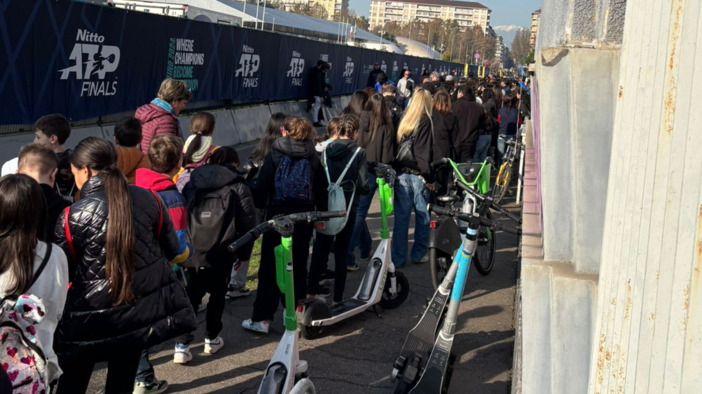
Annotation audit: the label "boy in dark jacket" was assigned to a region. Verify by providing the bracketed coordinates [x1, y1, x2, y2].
[307, 115, 369, 303]
[115, 116, 151, 185]
[133, 134, 192, 393]
[16, 144, 71, 243]
[243, 117, 328, 333]
[382, 83, 403, 131]
[178, 146, 257, 356]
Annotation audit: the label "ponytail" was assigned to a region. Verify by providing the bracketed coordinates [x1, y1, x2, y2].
[103, 166, 136, 305]
[71, 137, 136, 305]
[185, 112, 216, 165]
[183, 134, 203, 166]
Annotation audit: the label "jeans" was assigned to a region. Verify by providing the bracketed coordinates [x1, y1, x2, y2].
[473, 135, 492, 163]
[308, 210, 356, 302]
[312, 96, 322, 122]
[347, 172, 377, 266]
[392, 173, 431, 266]
[57, 349, 141, 394]
[496, 134, 515, 166]
[135, 349, 154, 383]
[176, 262, 234, 345]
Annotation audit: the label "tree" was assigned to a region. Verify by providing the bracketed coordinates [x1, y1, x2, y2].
[441, 50, 452, 61]
[290, 3, 327, 20]
[510, 28, 531, 65]
[334, 10, 369, 31]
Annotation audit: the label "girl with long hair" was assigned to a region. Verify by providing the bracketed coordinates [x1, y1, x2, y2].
[392, 88, 434, 267]
[176, 111, 218, 192]
[431, 90, 459, 195]
[346, 93, 396, 270]
[0, 175, 68, 386]
[244, 113, 288, 190]
[53, 137, 196, 394]
[341, 90, 369, 119]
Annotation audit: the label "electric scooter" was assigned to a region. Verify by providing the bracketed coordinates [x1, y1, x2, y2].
[391, 182, 521, 394]
[298, 163, 410, 339]
[229, 210, 346, 394]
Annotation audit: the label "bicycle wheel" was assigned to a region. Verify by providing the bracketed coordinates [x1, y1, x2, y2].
[492, 162, 510, 203]
[473, 210, 496, 275]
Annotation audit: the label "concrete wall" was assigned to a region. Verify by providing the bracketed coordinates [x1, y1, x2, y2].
[0, 98, 347, 165]
[589, 0, 702, 392]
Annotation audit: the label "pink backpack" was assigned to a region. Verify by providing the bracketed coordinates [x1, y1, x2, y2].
[0, 245, 52, 393]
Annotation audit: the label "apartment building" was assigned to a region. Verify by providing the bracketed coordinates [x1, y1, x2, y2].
[278, 0, 348, 20]
[494, 35, 506, 67]
[530, 8, 541, 47]
[369, 0, 490, 33]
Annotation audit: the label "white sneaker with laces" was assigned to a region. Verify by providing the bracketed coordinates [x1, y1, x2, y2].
[204, 336, 224, 354]
[242, 319, 270, 333]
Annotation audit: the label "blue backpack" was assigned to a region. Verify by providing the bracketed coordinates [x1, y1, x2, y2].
[275, 155, 313, 201]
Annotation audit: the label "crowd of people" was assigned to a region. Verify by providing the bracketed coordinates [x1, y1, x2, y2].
[0, 69, 530, 393]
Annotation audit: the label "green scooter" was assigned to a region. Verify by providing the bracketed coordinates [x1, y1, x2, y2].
[229, 210, 345, 394]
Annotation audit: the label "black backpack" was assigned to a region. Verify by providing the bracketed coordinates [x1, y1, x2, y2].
[186, 182, 242, 268]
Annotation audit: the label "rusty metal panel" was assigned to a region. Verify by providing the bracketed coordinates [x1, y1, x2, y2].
[589, 0, 702, 393]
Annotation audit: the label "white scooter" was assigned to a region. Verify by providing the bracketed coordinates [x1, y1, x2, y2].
[298, 163, 410, 339]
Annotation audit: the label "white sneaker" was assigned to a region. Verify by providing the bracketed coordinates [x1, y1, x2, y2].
[173, 343, 192, 364]
[226, 285, 251, 299]
[242, 319, 270, 334]
[204, 336, 224, 354]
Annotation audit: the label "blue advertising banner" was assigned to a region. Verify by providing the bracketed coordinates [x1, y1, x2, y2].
[0, 0, 464, 125]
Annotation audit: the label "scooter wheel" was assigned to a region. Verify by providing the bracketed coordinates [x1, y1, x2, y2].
[380, 272, 410, 309]
[301, 324, 322, 340]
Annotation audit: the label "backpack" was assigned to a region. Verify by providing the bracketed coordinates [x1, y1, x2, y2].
[187, 182, 241, 268]
[317, 147, 361, 236]
[274, 155, 313, 202]
[0, 244, 53, 393]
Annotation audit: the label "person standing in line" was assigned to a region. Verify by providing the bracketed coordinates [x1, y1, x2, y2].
[366, 62, 382, 88]
[133, 134, 193, 392]
[53, 137, 197, 394]
[392, 88, 434, 267]
[431, 90, 459, 196]
[347, 94, 395, 271]
[0, 175, 69, 387]
[340, 90, 370, 120]
[135, 78, 191, 154]
[452, 85, 486, 162]
[309, 61, 329, 127]
[175, 112, 218, 192]
[497, 95, 520, 165]
[396, 69, 414, 109]
[307, 115, 369, 301]
[382, 83, 403, 131]
[242, 118, 328, 334]
[2, 114, 75, 197]
[16, 144, 71, 243]
[177, 146, 256, 362]
[474, 88, 498, 163]
[114, 116, 151, 185]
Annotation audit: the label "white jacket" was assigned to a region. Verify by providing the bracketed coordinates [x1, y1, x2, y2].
[397, 78, 414, 98]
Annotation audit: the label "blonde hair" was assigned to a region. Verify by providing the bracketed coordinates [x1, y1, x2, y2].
[397, 88, 433, 142]
[284, 117, 316, 141]
[157, 78, 193, 103]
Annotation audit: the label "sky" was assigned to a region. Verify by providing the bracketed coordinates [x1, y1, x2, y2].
[348, 0, 543, 29]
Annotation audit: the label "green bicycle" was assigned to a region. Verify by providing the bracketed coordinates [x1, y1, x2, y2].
[428, 157, 495, 289]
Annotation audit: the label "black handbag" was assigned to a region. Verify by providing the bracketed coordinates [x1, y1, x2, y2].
[395, 132, 417, 169]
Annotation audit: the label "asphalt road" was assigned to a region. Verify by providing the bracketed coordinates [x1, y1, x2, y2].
[85, 139, 520, 394]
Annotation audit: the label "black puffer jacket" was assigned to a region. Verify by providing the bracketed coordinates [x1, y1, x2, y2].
[182, 164, 258, 266]
[54, 176, 197, 355]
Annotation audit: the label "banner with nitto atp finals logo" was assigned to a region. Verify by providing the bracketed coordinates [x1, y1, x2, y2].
[0, 0, 463, 124]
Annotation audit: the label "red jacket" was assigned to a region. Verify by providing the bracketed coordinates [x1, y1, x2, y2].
[135, 103, 180, 153]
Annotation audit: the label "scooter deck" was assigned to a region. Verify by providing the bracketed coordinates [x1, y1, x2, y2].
[408, 335, 453, 394]
[400, 290, 449, 358]
[329, 298, 366, 316]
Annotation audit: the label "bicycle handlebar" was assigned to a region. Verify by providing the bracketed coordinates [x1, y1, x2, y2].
[427, 204, 521, 235]
[228, 211, 346, 252]
[368, 162, 396, 187]
[453, 182, 522, 224]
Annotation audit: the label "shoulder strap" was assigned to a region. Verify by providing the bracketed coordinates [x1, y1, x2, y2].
[27, 243, 52, 290]
[335, 147, 362, 186]
[322, 149, 332, 185]
[150, 190, 163, 238]
[63, 207, 75, 261]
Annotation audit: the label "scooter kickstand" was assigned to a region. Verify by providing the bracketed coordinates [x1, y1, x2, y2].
[372, 305, 383, 319]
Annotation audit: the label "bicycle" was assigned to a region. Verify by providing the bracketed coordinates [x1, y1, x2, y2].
[428, 157, 496, 289]
[492, 136, 525, 204]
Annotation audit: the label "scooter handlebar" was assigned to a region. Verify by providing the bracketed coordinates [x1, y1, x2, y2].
[427, 204, 522, 235]
[480, 217, 522, 236]
[431, 158, 449, 168]
[454, 182, 522, 224]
